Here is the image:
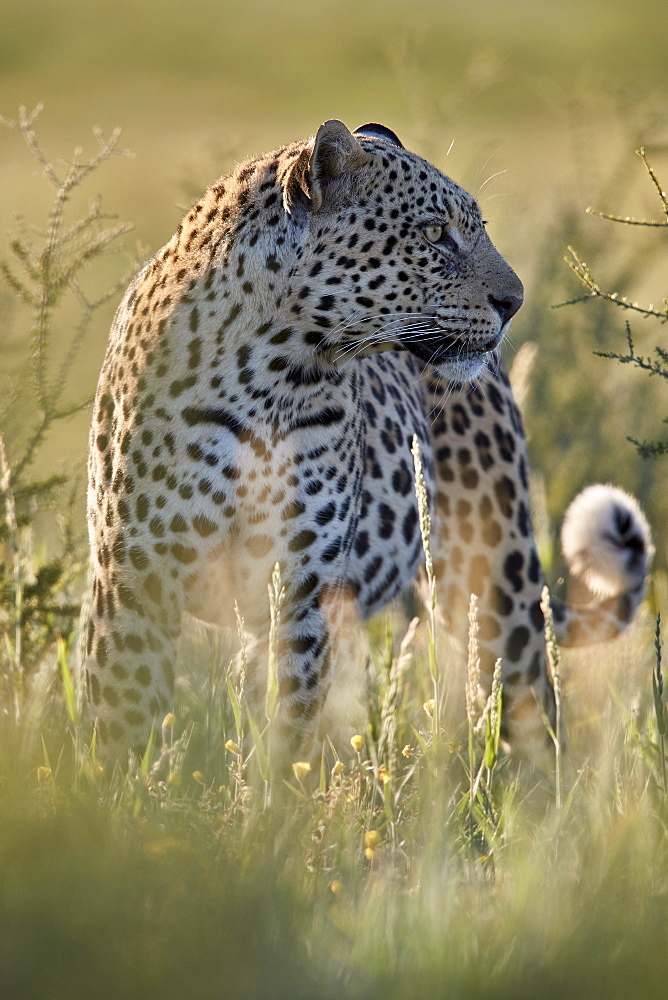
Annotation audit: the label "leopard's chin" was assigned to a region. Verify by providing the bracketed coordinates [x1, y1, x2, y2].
[431, 353, 489, 384]
[406, 333, 499, 383]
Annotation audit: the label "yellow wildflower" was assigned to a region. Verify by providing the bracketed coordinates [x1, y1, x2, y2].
[292, 761, 312, 782]
[364, 829, 381, 849]
[401, 744, 413, 757]
[331, 760, 345, 776]
[350, 734, 364, 753]
[225, 739, 240, 754]
[423, 698, 436, 717]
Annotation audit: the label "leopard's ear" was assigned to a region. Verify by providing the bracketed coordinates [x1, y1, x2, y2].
[283, 120, 371, 216]
[353, 123, 405, 149]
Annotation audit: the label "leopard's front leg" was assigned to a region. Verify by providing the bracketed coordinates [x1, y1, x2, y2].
[238, 579, 352, 767]
[82, 563, 184, 759]
[426, 357, 557, 754]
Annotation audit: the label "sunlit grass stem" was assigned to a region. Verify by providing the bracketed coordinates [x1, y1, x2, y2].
[411, 434, 439, 748]
[0, 433, 23, 720]
[652, 614, 666, 793]
[378, 615, 419, 774]
[541, 585, 562, 809]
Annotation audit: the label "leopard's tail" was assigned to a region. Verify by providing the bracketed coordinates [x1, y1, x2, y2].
[552, 485, 654, 646]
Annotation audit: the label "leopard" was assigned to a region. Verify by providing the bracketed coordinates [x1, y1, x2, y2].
[83, 119, 653, 762]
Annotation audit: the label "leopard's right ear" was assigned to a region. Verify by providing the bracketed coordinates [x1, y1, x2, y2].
[282, 120, 371, 216]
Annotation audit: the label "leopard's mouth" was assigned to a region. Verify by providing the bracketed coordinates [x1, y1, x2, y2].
[405, 333, 500, 366]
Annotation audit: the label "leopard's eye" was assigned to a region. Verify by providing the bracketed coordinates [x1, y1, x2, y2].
[423, 225, 443, 243]
[422, 225, 459, 254]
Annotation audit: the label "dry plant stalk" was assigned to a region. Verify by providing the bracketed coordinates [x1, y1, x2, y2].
[266, 562, 285, 724]
[378, 615, 419, 771]
[541, 584, 562, 808]
[466, 593, 481, 733]
[1, 106, 133, 702]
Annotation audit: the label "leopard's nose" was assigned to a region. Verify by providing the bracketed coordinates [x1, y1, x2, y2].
[488, 293, 523, 324]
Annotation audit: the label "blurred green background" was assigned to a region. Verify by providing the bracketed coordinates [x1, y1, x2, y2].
[1, 0, 667, 567]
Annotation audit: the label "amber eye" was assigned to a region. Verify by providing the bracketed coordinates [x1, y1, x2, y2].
[423, 225, 444, 243]
[422, 225, 459, 254]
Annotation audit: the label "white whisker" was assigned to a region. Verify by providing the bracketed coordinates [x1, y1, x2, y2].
[472, 146, 503, 196]
[477, 168, 508, 194]
[481, 191, 512, 204]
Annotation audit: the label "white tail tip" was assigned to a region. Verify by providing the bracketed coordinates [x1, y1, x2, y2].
[561, 485, 653, 598]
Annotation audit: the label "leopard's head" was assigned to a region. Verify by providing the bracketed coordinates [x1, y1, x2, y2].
[279, 119, 523, 383]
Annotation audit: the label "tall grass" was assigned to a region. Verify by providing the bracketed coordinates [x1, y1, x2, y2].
[0, 580, 666, 999]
